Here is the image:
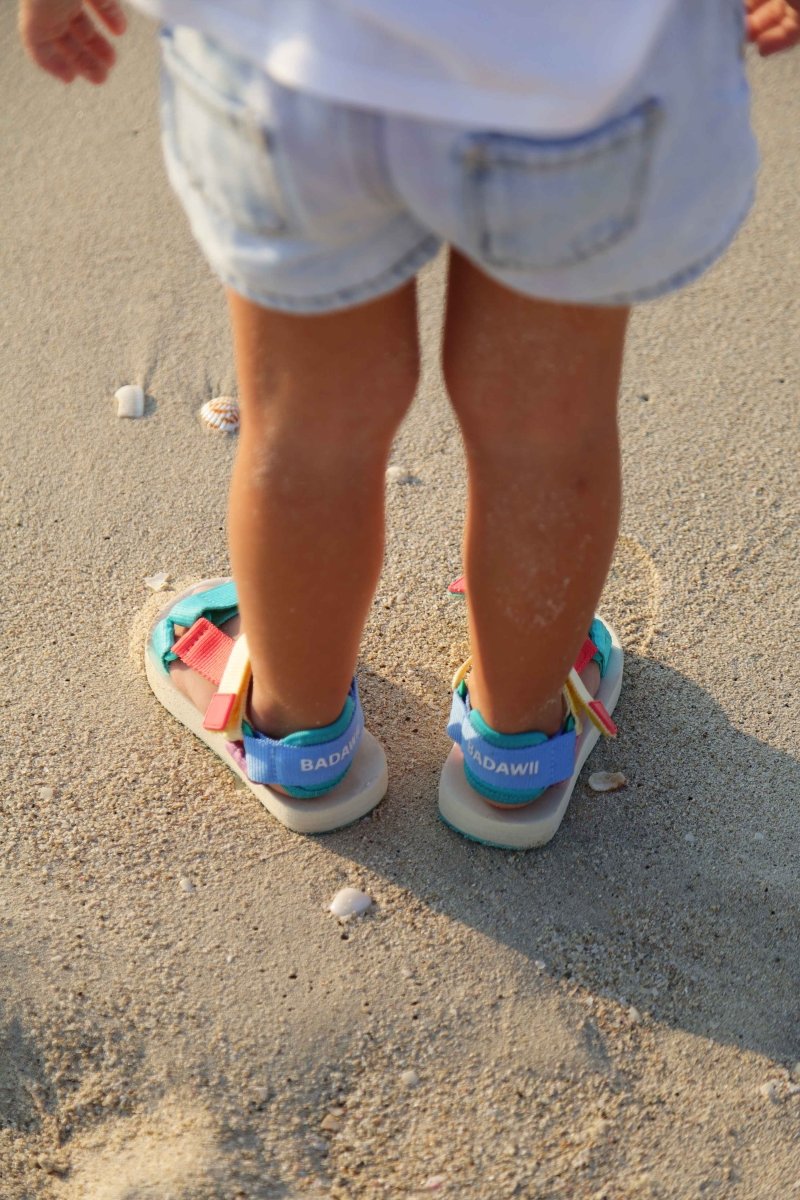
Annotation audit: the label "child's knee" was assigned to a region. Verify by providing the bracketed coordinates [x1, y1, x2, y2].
[450, 387, 617, 460]
[244, 369, 417, 454]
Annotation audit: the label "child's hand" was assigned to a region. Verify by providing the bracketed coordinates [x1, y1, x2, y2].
[19, 0, 127, 84]
[746, 0, 800, 55]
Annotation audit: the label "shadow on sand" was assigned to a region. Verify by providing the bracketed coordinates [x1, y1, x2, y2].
[328, 649, 800, 1067]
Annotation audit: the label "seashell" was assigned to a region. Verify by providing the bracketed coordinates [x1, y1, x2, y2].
[144, 572, 169, 591]
[386, 466, 422, 485]
[588, 770, 627, 793]
[328, 887, 372, 919]
[199, 396, 239, 434]
[115, 384, 144, 419]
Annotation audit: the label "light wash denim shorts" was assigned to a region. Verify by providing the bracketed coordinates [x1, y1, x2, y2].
[158, 0, 758, 314]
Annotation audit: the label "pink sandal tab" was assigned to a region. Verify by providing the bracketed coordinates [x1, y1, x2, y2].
[172, 617, 234, 687]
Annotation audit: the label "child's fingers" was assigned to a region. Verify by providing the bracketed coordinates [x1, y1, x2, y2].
[56, 29, 109, 83]
[754, 13, 800, 52]
[86, 0, 127, 37]
[69, 9, 116, 65]
[34, 42, 77, 83]
[746, 0, 789, 36]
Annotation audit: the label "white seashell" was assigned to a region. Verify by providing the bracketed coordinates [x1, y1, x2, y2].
[179, 876, 195, 894]
[115, 384, 145, 419]
[423, 1177, 447, 1191]
[199, 396, 239, 434]
[385, 465, 406, 482]
[144, 572, 169, 591]
[758, 1080, 781, 1103]
[400, 1069, 420, 1089]
[328, 887, 372, 918]
[39, 786, 54, 802]
[588, 770, 627, 793]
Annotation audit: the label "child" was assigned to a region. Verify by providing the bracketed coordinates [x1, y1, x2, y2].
[18, 0, 800, 847]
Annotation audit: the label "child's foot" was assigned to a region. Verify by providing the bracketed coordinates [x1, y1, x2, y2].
[144, 581, 388, 833]
[439, 618, 623, 849]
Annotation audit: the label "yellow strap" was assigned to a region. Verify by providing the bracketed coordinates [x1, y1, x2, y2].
[566, 667, 616, 736]
[451, 654, 473, 691]
[563, 673, 585, 735]
[451, 657, 611, 740]
[216, 633, 251, 739]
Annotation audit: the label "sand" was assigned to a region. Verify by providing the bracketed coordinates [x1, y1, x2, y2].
[1, 10, 798, 1198]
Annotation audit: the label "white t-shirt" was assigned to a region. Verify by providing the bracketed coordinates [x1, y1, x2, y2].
[132, 0, 677, 134]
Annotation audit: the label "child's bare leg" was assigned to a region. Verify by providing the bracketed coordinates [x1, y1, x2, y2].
[443, 250, 628, 736]
[171, 284, 419, 738]
[227, 286, 419, 737]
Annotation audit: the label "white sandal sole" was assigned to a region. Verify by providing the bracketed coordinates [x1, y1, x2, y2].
[144, 579, 388, 835]
[438, 623, 624, 849]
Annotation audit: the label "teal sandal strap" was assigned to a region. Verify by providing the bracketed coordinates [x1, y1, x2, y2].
[588, 617, 613, 678]
[152, 580, 239, 674]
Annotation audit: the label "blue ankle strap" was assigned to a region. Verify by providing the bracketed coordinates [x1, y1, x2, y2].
[243, 678, 363, 796]
[447, 687, 575, 799]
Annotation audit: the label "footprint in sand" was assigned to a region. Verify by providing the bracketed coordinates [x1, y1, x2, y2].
[58, 1096, 221, 1200]
[600, 533, 662, 657]
[444, 533, 662, 657]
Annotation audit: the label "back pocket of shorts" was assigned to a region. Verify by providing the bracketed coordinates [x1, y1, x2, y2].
[160, 29, 286, 238]
[460, 99, 662, 270]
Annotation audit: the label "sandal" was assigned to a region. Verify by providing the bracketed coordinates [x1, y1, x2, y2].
[438, 617, 623, 849]
[144, 578, 388, 834]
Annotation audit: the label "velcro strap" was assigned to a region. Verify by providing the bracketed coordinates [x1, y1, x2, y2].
[172, 618, 234, 687]
[202, 634, 251, 737]
[587, 699, 617, 737]
[243, 682, 364, 790]
[152, 579, 239, 672]
[565, 668, 618, 739]
[447, 690, 575, 793]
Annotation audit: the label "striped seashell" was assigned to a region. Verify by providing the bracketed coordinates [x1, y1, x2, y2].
[199, 396, 239, 434]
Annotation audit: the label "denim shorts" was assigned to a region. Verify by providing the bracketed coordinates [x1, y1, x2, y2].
[158, 0, 758, 313]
